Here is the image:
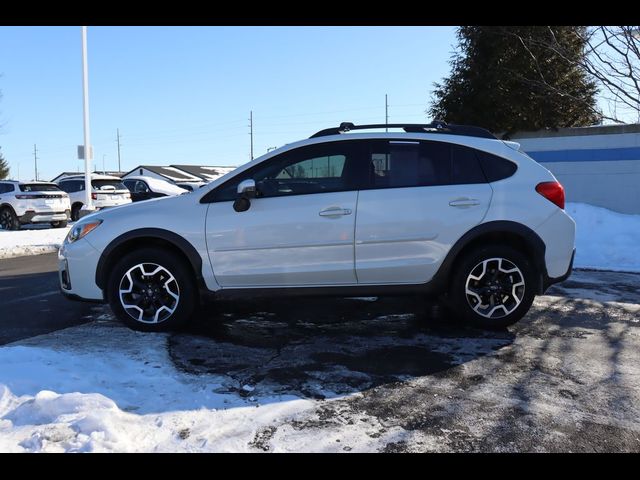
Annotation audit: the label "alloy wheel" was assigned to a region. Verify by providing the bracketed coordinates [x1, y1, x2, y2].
[465, 257, 525, 319]
[118, 263, 180, 324]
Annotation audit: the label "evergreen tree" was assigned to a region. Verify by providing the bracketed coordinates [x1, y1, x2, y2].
[429, 26, 599, 138]
[0, 148, 9, 179]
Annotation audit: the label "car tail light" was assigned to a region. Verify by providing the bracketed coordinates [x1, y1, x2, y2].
[91, 193, 98, 200]
[124, 192, 131, 198]
[536, 181, 565, 210]
[15, 195, 32, 199]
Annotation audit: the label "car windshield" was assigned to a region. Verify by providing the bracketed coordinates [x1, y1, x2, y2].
[92, 180, 127, 191]
[19, 183, 61, 192]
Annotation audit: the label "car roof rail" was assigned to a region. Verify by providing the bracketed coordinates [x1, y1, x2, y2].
[309, 121, 497, 140]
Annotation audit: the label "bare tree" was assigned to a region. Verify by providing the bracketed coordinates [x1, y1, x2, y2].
[516, 26, 640, 124]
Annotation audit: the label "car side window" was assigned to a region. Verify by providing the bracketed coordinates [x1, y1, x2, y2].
[367, 140, 451, 189]
[0, 183, 8, 194]
[451, 144, 487, 184]
[58, 182, 71, 193]
[212, 141, 364, 202]
[134, 181, 149, 193]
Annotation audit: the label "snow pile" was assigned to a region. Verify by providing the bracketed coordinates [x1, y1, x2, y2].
[567, 202, 640, 273]
[0, 323, 400, 452]
[0, 226, 70, 259]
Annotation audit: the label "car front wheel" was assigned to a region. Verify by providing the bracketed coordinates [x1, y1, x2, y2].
[449, 245, 536, 329]
[107, 248, 197, 331]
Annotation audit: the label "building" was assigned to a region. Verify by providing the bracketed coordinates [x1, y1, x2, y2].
[513, 124, 640, 214]
[51, 170, 126, 182]
[171, 165, 237, 182]
[121, 166, 202, 184]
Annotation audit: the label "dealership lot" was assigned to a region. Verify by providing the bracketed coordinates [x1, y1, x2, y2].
[1, 258, 638, 451]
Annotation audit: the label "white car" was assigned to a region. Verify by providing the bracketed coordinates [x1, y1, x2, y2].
[0, 180, 71, 230]
[59, 122, 576, 331]
[122, 175, 188, 202]
[57, 174, 132, 221]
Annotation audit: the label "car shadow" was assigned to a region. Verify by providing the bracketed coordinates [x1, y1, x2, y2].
[169, 295, 516, 400]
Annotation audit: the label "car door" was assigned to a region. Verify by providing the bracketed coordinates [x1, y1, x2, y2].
[355, 140, 493, 284]
[205, 141, 366, 287]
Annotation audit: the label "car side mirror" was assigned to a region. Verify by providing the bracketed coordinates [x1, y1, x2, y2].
[233, 179, 256, 212]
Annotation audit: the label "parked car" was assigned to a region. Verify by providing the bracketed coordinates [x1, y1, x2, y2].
[56, 174, 132, 221]
[0, 180, 71, 230]
[123, 176, 188, 202]
[174, 182, 206, 192]
[59, 121, 576, 332]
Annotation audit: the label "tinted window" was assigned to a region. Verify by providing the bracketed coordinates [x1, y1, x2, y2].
[0, 183, 10, 194]
[92, 180, 127, 191]
[214, 141, 363, 201]
[123, 180, 135, 190]
[19, 183, 62, 192]
[476, 151, 518, 182]
[58, 181, 75, 193]
[367, 141, 451, 188]
[134, 181, 149, 193]
[451, 145, 486, 185]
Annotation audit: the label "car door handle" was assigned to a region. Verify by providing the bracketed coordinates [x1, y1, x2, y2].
[319, 207, 352, 217]
[449, 198, 480, 207]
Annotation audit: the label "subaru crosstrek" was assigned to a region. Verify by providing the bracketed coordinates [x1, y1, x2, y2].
[58, 122, 576, 330]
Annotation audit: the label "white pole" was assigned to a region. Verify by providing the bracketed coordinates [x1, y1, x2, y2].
[81, 26, 93, 211]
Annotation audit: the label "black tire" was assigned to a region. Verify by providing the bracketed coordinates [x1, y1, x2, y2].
[0, 207, 20, 231]
[107, 247, 198, 332]
[51, 220, 68, 228]
[449, 245, 536, 329]
[71, 203, 82, 222]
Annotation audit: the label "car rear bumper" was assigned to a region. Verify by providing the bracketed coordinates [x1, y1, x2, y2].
[19, 210, 70, 224]
[542, 248, 575, 292]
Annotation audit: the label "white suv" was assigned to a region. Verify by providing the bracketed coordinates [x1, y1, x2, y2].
[59, 122, 576, 330]
[57, 174, 132, 221]
[0, 180, 71, 230]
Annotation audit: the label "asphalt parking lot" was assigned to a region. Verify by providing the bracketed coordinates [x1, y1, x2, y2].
[169, 268, 640, 452]
[2, 253, 640, 451]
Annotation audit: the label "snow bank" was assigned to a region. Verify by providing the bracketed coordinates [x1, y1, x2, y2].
[0, 322, 399, 452]
[0, 226, 70, 259]
[567, 202, 640, 273]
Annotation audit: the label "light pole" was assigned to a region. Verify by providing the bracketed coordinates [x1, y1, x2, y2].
[102, 154, 106, 174]
[81, 26, 94, 214]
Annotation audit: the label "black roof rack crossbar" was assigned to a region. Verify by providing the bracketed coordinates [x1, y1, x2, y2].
[309, 121, 496, 139]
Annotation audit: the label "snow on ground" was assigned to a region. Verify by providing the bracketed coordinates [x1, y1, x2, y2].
[0, 225, 71, 260]
[567, 202, 640, 273]
[0, 318, 401, 452]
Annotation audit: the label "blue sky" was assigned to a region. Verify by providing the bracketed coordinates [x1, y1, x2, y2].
[0, 26, 458, 181]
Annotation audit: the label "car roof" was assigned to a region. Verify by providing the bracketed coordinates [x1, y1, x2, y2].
[0, 180, 58, 185]
[58, 174, 123, 181]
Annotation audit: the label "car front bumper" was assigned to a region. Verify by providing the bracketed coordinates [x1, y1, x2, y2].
[58, 238, 105, 302]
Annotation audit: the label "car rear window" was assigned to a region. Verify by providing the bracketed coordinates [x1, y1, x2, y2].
[92, 180, 128, 191]
[19, 184, 62, 192]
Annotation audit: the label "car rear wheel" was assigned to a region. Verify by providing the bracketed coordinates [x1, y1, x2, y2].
[51, 220, 68, 228]
[0, 207, 20, 231]
[107, 247, 197, 332]
[449, 245, 536, 329]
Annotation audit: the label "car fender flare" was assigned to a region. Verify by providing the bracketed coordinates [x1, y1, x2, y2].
[430, 220, 547, 293]
[95, 228, 204, 291]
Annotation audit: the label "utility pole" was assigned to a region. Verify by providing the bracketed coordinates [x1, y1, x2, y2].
[116, 128, 122, 172]
[81, 26, 93, 212]
[249, 111, 254, 161]
[33, 144, 38, 181]
[102, 154, 106, 174]
[385, 94, 389, 132]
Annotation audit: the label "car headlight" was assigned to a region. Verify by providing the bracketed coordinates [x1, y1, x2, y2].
[66, 220, 102, 244]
